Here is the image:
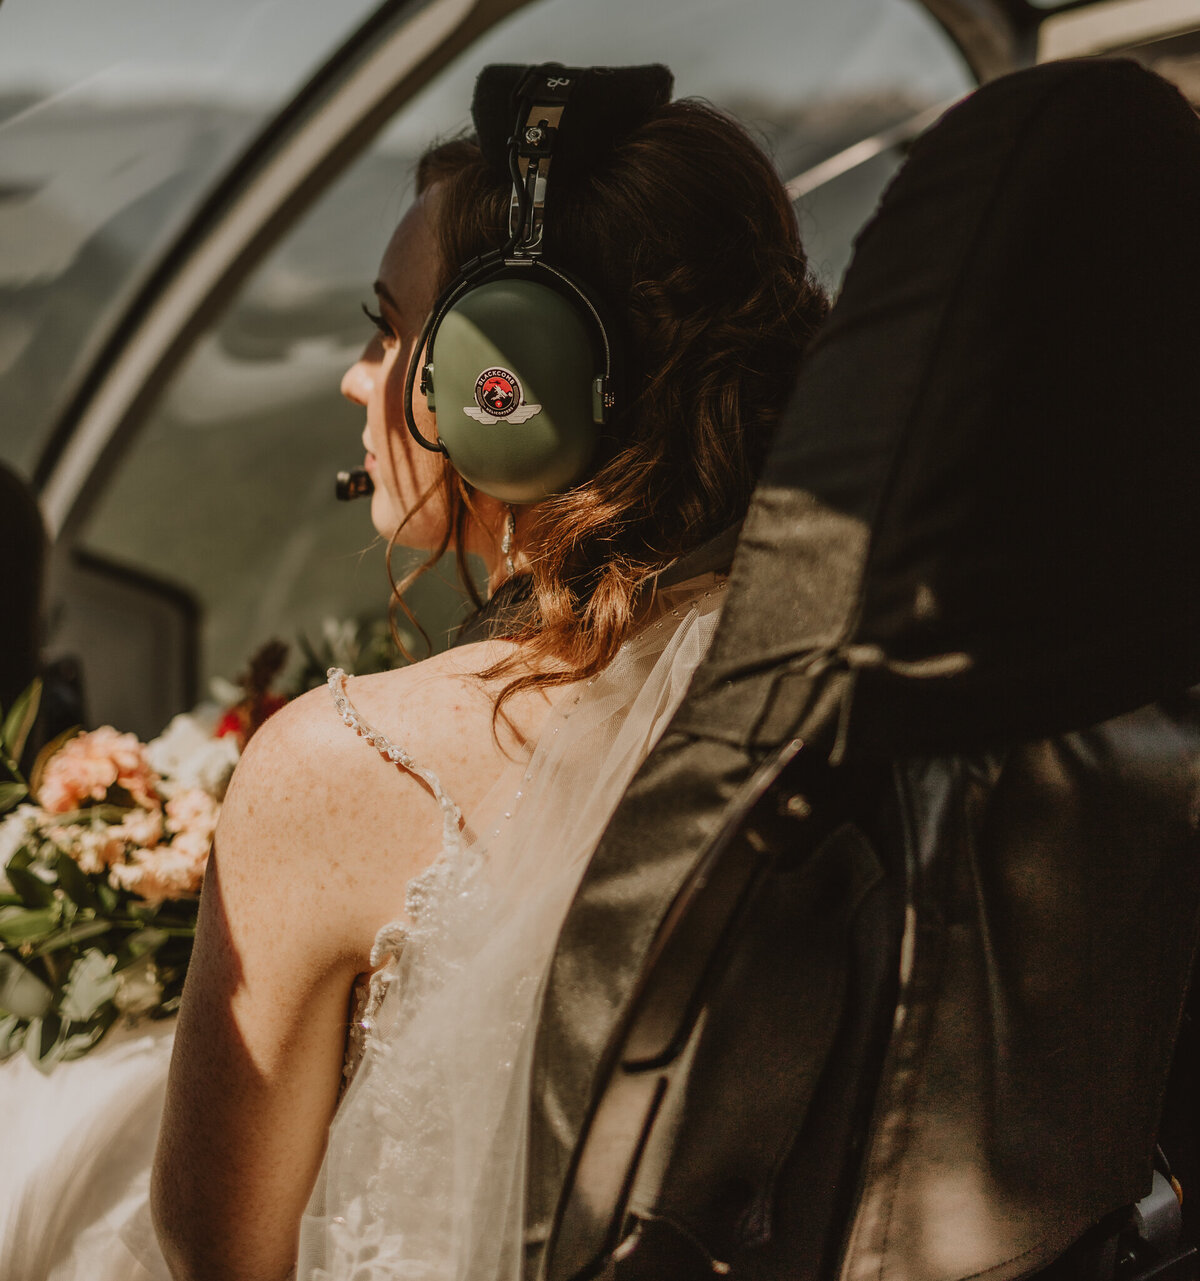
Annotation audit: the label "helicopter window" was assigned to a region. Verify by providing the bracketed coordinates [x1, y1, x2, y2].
[0, 0, 383, 477]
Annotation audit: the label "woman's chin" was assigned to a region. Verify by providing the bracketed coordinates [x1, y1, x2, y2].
[369, 490, 401, 541]
[371, 503, 449, 554]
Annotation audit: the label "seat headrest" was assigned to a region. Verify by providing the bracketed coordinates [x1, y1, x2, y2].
[688, 58, 1200, 755]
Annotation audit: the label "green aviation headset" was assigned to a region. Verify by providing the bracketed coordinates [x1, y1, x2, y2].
[399, 62, 673, 504]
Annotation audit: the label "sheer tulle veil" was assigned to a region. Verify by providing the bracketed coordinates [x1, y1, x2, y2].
[297, 574, 726, 1280]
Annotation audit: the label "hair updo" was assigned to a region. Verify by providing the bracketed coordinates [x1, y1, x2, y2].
[392, 98, 829, 704]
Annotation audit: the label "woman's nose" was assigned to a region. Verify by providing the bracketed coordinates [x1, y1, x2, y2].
[341, 356, 374, 406]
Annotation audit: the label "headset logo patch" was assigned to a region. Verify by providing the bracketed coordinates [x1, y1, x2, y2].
[464, 367, 542, 425]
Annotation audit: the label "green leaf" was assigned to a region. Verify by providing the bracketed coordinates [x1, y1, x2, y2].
[59, 949, 118, 1022]
[53, 850, 98, 910]
[23, 1010, 64, 1073]
[96, 882, 119, 913]
[1, 678, 41, 762]
[28, 724, 80, 800]
[6, 844, 34, 873]
[0, 904, 60, 946]
[4, 863, 54, 909]
[0, 1012, 26, 1062]
[42, 804, 128, 827]
[0, 781, 28, 813]
[120, 927, 169, 964]
[29, 917, 114, 957]
[59, 1010, 117, 1062]
[0, 951, 53, 1019]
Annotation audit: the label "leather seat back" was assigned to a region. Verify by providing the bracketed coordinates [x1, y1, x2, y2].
[524, 60, 1200, 1281]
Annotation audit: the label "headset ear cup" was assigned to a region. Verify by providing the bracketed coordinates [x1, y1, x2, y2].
[430, 277, 602, 503]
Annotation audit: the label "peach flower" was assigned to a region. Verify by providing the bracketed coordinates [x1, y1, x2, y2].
[106, 788, 217, 903]
[164, 788, 219, 842]
[113, 806, 165, 849]
[38, 728, 162, 814]
[170, 828, 212, 873]
[48, 820, 126, 875]
[109, 843, 205, 904]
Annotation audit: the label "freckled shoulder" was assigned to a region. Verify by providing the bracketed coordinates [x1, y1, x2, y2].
[319, 639, 567, 789]
[210, 642, 567, 969]
[229, 639, 516, 780]
[210, 666, 458, 969]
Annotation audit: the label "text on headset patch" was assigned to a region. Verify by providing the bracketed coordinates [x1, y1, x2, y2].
[464, 367, 543, 425]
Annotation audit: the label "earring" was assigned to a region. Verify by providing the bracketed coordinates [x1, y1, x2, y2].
[501, 506, 516, 578]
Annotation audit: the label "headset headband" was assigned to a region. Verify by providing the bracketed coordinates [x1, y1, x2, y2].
[402, 64, 673, 473]
[471, 62, 673, 182]
[507, 67, 577, 256]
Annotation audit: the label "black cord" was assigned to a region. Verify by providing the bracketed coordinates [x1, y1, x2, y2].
[506, 132, 533, 255]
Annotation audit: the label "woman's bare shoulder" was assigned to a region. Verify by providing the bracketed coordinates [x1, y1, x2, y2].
[211, 642, 561, 953]
[227, 639, 522, 793]
[200, 642, 566, 977]
[330, 639, 554, 752]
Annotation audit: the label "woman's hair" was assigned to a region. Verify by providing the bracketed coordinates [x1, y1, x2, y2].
[391, 98, 829, 708]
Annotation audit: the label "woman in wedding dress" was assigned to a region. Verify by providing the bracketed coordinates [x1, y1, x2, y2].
[10, 65, 828, 1281]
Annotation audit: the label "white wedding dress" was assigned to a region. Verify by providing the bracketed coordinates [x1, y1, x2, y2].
[0, 1018, 175, 1279]
[0, 575, 725, 1281]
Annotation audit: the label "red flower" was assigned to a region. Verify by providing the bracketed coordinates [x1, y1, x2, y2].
[215, 710, 241, 740]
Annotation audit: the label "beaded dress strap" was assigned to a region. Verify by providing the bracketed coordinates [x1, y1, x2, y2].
[327, 668, 468, 1081]
[326, 667, 463, 867]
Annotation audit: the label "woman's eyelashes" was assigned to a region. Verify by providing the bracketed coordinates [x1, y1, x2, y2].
[361, 301, 395, 341]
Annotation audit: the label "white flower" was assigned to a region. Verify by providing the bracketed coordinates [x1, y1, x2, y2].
[146, 708, 239, 800]
[323, 616, 361, 670]
[0, 804, 41, 871]
[113, 957, 163, 1019]
[208, 677, 240, 707]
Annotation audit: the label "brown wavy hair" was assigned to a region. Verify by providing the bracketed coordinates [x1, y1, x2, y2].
[389, 98, 828, 708]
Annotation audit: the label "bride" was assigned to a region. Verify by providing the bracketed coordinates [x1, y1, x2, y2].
[12, 63, 828, 1281]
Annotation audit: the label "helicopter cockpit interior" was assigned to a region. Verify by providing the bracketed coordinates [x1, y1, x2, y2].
[3, 3, 1200, 1278]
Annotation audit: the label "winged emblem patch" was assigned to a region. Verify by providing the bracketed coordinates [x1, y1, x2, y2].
[464, 367, 542, 425]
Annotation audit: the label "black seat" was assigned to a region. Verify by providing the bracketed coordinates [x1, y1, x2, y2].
[522, 59, 1200, 1281]
[0, 463, 45, 719]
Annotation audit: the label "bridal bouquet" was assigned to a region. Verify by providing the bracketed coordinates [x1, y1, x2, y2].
[0, 622, 396, 1072]
[0, 637, 303, 1071]
[0, 679, 241, 1072]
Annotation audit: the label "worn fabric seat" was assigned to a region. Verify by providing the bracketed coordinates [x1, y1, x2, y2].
[523, 59, 1200, 1281]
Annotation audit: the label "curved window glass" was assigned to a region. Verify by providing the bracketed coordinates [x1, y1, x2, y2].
[72, 0, 972, 730]
[0, 0, 383, 476]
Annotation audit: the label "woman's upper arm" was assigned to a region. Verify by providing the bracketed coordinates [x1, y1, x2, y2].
[151, 684, 441, 1281]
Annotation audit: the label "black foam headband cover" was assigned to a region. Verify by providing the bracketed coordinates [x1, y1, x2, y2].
[472, 62, 674, 181]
